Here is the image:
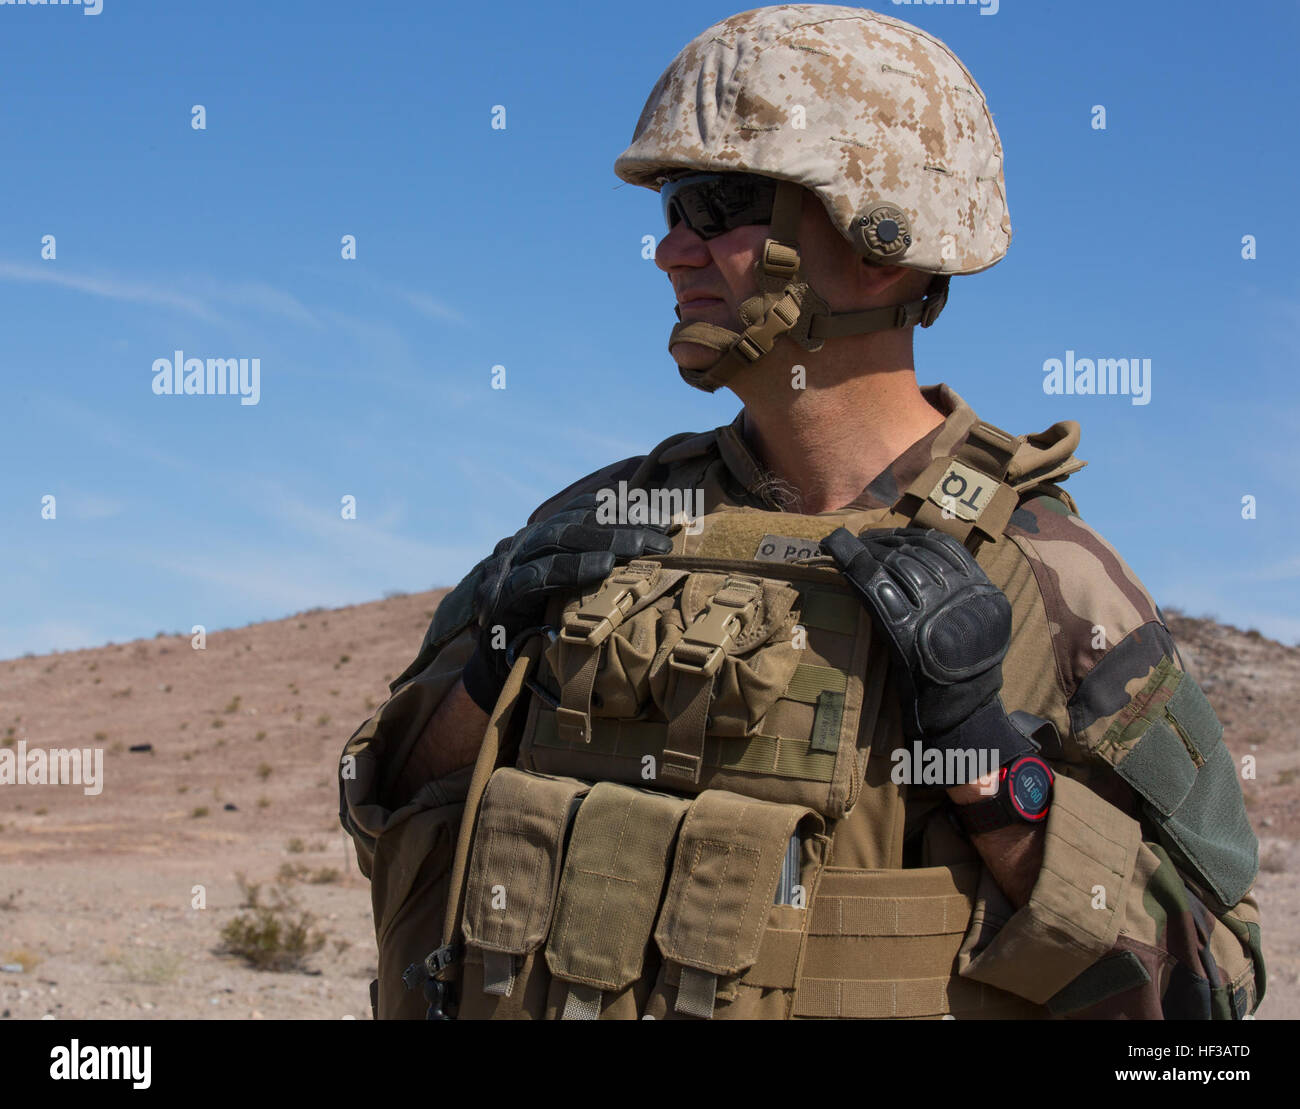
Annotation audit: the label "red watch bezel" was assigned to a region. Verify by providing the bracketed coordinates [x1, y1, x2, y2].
[1004, 754, 1054, 823]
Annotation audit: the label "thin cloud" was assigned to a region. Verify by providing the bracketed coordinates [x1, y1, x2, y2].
[396, 288, 465, 323]
[0, 259, 220, 322]
[205, 279, 322, 327]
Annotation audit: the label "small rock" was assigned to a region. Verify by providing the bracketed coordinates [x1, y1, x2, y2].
[2, 1009, 9, 1017]
[209, 997, 220, 1006]
[1262, 817, 1274, 827]
[128, 743, 153, 753]
[18, 989, 30, 999]
[0, 964, 24, 974]
[251, 1009, 264, 1020]
[224, 803, 238, 812]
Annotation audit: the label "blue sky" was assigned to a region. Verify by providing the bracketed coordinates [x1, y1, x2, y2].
[2, 0, 1298, 659]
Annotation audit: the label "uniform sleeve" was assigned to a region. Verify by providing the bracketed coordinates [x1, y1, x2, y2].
[952, 495, 1265, 1018]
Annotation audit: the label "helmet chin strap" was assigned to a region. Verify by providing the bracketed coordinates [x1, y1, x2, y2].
[669, 180, 951, 394]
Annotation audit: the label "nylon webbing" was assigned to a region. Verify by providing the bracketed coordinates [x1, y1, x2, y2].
[783, 663, 848, 703]
[676, 965, 718, 1019]
[809, 892, 972, 936]
[876, 420, 1025, 555]
[794, 976, 958, 1019]
[561, 983, 603, 1021]
[481, 951, 516, 997]
[533, 709, 838, 783]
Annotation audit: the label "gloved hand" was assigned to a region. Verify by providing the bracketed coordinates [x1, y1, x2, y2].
[818, 526, 1036, 772]
[460, 492, 675, 713]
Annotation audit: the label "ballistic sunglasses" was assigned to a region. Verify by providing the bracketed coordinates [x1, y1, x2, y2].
[660, 172, 778, 240]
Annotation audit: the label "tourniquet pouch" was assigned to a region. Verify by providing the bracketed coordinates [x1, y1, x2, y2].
[643, 790, 829, 1020]
[521, 554, 891, 820]
[457, 767, 589, 1019]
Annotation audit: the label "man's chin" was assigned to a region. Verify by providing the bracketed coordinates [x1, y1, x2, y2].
[669, 340, 726, 371]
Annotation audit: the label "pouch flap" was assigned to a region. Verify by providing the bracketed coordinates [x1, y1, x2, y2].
[655, 791, 822, 977]
[546, 783, 691, 993]
[462, 768, 589, 958]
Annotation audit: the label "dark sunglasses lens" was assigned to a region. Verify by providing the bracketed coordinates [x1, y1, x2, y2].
[661, 174, 776, 239]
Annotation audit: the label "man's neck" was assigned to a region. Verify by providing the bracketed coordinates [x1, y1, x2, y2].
[737, 359, 945, 516]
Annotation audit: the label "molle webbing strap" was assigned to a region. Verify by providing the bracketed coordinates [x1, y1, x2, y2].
[438, 638, 544, 961]
[880, 420, 1023, 554]
[532, 708, 839, 783]
[789, 861, 1013, 1019]
[661, 576, 763, 785]
[460, 768, 589, 996]
[655, 791, 820, 1019]
[546, 783, 691, 1019]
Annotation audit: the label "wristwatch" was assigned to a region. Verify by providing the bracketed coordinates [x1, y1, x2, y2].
[954, 753, 1055, 836]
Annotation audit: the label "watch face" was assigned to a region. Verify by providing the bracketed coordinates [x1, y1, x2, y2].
[1006, 757, 1052, 821]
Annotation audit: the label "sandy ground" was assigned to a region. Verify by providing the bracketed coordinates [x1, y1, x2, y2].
[0, 592, 1295, 1019]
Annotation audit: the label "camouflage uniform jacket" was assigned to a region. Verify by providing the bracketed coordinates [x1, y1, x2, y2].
[340, 382, 1265, 1020]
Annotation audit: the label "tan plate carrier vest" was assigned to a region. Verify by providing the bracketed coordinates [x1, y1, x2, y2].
[435, 421, 1082, 1019]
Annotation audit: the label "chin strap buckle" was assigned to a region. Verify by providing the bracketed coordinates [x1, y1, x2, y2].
[919, 275, 950, 328]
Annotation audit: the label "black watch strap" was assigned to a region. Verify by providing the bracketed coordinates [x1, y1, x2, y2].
[954, 752, 1055, 837]
[955, 790, 1015, 836]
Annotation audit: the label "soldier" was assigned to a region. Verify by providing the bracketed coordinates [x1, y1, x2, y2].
[340, 4, 1264, 1020]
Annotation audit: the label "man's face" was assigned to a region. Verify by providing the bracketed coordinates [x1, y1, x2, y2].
[654, 211, 771, 370]
[655, 181, 909, 371]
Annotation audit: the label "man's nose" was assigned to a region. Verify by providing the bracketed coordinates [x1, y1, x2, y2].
[654, 219, 711, 273]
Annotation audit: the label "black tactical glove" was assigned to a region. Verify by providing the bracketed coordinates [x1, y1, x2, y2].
[819, 526, 1041, 775]
[460, 492, 675, 713]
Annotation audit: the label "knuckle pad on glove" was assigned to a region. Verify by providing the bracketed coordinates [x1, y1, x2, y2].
[919, 590, 1011, 683]
[920, 531, 976, 572]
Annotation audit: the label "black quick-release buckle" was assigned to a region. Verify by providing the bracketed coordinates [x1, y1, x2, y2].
[402, 944, 463, 1020]
[424, 943, 463, 976]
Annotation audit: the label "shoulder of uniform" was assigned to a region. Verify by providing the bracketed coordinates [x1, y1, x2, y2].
[525, 429, 717, 524]
[1003, 495, 1185, 739]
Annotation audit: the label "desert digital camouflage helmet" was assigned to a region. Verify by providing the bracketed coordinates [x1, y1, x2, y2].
[614, 4, 1012, 393]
